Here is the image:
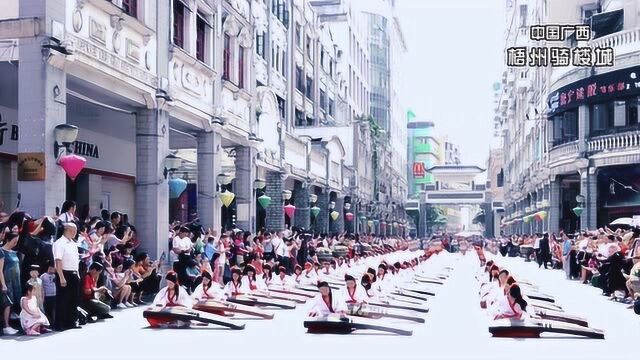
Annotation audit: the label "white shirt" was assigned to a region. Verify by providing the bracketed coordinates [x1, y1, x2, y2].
[172, 235, 192, 253]
[52, 235, 79, 271]
[272, 236, 286, 257]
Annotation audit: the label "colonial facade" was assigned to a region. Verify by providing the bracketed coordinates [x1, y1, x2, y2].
[0, 0, 410, 259]
[501, 0, 640, 234]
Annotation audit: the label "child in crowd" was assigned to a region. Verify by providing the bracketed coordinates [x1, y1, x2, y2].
[19, 284, 50, 335]
[40, 263, 57, 324]
[26, 265, 44, 311]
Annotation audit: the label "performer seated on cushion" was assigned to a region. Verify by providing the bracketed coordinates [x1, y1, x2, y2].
[340, 274, 368, 305]
[480, 265, 501, 308]
[224, 266, 247, 297]
[152, 271, 193, 309]
[361, 273, 374, 298]
[261, 264, 275, 288]
[270, 265, 288, 287]
[192, 269, 225, 302]
[302, 262, 318, 286]
[308, 281, 346, 317]
[491, 284, 529, 320]
[242, 264, 263, 292]
[288, 264, 304, 287]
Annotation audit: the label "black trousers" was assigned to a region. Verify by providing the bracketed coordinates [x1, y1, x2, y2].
[55, 270, 79, 330]
[44, 296, 56, 325]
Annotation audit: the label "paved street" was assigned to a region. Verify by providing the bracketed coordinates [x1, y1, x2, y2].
[3, 253, 638, 360]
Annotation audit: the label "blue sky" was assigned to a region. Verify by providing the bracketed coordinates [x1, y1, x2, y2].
[396, 0, 505, 167]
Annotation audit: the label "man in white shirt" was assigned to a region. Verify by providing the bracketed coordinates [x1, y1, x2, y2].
[53, 223, 80, 330]
[172, 226, 193, 255]
[172, 226, 193, 285]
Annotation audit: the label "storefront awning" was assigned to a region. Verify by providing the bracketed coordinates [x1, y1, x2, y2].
[591, 9, 624, 39]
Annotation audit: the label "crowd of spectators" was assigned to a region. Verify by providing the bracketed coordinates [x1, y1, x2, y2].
[1, 199, 408, 336]
[0, 201, 162, 336]
[488, 227, 640, 313]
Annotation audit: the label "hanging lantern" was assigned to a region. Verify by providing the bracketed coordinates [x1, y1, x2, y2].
[330, 211, 340, 221]
[311, 206, 321, 218]
[284, 204, 296, 218]
[58, 154, 86, 181]
[538, 210, 548, 220]
[257, 194, 272, 208]
[168, 177, 188, 199]
[220, 191, 235, 207]
[309, 194, 318, 203]
[344, 202, 351, 210]
[572, 206, 584, 217]
[380, 221, 387, 227]
[345, 212, 354, 221]
[359, 215, 367, 221]
[367, 220, 374, 227]
[373, 219, 379, 226]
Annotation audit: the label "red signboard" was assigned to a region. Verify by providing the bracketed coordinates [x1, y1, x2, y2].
[413, 162, 425, 178]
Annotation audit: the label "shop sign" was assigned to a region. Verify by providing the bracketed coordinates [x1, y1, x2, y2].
[0, 107, 18, 153]
[413, 162, 425, 178]
[548, 66, 640, 117]
[17, 152, 46, 181]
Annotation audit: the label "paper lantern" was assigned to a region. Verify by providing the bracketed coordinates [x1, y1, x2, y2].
[345, 212, 354, 221]
[572, 206, 584, 217]
[168, 177, 188, 199]
[257, 194, 272, 208]
[284, 204, 296, 218]
[367, 220, 374, 227]
[219, 191, 235, 207]
[311, 206, 321, 218]
[330, 211, 339, 221]
[359, 215, 367, 221]
[537, 210, 548, 220]
[58, 154, 86, 181]
[373, 219, 379, 225]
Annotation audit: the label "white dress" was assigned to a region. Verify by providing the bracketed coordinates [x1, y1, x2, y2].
[307, 292, 347, 317]
[224, 280, 249, 297]
[152, 286, 194, 309]
[20, 296, 49, 334]
[191, 283, 225, 302]
[339, 285, 368, 304]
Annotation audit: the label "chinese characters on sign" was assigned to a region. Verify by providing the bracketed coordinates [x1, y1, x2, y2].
[507, 24, 614, 67]
[0, 114, 19, 147]
[547, 66, 640, 116]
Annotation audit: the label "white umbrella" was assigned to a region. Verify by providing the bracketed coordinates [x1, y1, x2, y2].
[610, 217, 633, 225]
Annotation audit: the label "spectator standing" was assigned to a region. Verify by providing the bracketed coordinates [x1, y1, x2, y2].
[52, 222, 80, 331]
[0, 232, 20, 335]
[40, 262, 57, 324]
[26, 264, 44, 310]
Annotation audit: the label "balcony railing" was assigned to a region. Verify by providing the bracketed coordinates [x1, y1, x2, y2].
[590, 28, 640, 58]
[551, 28, 640, 86]
[587, 130, 640, 153]
[549, 140, 579, 163]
